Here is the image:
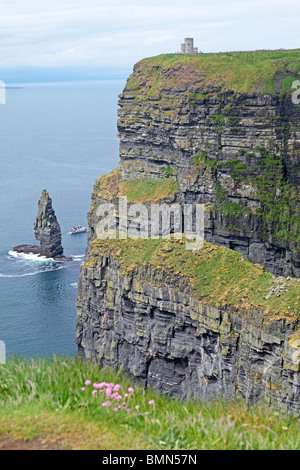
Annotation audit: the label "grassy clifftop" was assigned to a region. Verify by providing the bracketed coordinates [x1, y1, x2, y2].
[126, 49, 300, 96]
[86, 237, 300, 325]
[92, 168, 179, 203]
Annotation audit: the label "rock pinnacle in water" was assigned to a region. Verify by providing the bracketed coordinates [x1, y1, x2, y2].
[33, 189, 63, 257]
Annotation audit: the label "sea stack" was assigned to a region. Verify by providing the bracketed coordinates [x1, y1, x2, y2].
[34, 189, 63, 257]
[14, 190, 72, 261]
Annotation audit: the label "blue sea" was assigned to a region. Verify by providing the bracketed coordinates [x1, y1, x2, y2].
[0, 80, 123, 359]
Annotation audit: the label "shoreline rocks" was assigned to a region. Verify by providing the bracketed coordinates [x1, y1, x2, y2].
[12, 244, 72, 262]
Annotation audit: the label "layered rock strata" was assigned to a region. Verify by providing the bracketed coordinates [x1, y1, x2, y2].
[76, 51, 300, 413]
[113, 53, 300, 277]
[76, 239, 300, 414]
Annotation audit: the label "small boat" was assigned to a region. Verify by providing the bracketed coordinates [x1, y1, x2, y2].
[70, 225, 87, 234]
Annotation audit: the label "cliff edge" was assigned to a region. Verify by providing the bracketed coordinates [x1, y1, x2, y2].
[76, 50, 300, 413]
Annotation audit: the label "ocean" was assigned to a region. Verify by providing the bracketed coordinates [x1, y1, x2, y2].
[0, 80, 123, 359]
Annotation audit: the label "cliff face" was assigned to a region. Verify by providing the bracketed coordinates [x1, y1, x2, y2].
[115, 53, 300, 277]
[77, 51, 300, 413]
[76, 238, 300, 414]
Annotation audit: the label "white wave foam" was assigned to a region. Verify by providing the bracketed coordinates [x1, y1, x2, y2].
[70, 282, 78, 288]
[0, 265, 65, 278]
[8, 250, 55, 263]
[71, 254, 85, 262]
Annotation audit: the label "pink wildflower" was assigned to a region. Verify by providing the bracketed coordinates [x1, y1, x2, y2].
[81, 387, 86, 392]
[92, 390, 98, 396]
[111, 392, 122, 401]
[128, 387, 134, 394]
[94, 383, 104, 389]
[148, 400, 155, 405]
[124, 393, 129, 398]
[113, 384, 121, 392]
[85, 380, 91, 386]
[135, 405, 139, 410]
[102, 400, 112, 407]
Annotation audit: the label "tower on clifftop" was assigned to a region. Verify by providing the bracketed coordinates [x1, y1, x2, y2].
[181, 38, 198, 54]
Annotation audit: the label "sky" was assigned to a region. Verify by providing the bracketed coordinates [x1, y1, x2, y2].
[0, 0, 299, 83]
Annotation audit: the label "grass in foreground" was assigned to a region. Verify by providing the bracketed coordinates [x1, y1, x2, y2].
[0, 356, 299, 450]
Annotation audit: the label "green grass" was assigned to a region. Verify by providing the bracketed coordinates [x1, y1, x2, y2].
[216, 200, 250, 218]
[126, 49, 300, 96]
[118, 177, 179, 203]
[190, 149, 300, 243]
[92, 170, 179, 204]
[0, 356, 299, 450]
[88, 237, 300, 323]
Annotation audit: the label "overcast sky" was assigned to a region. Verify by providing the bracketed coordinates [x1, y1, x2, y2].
[1, 0, 299, 82]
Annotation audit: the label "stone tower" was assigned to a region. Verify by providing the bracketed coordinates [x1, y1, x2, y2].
[181, 38, 198, 54]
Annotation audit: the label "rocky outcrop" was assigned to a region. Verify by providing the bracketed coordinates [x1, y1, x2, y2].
[33, 189, 63, 257]
[114, 56, 300, 277]
[76, 51, 300, 413]
[76, 242, 300, 414]
[14, 189, 72, 261]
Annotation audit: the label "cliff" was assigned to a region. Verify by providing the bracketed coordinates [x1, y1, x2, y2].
[76, 50, 300, 413]
[116, 50, 300, 277]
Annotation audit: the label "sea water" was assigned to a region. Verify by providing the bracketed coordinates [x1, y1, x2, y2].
[0, 80, 122, 358]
